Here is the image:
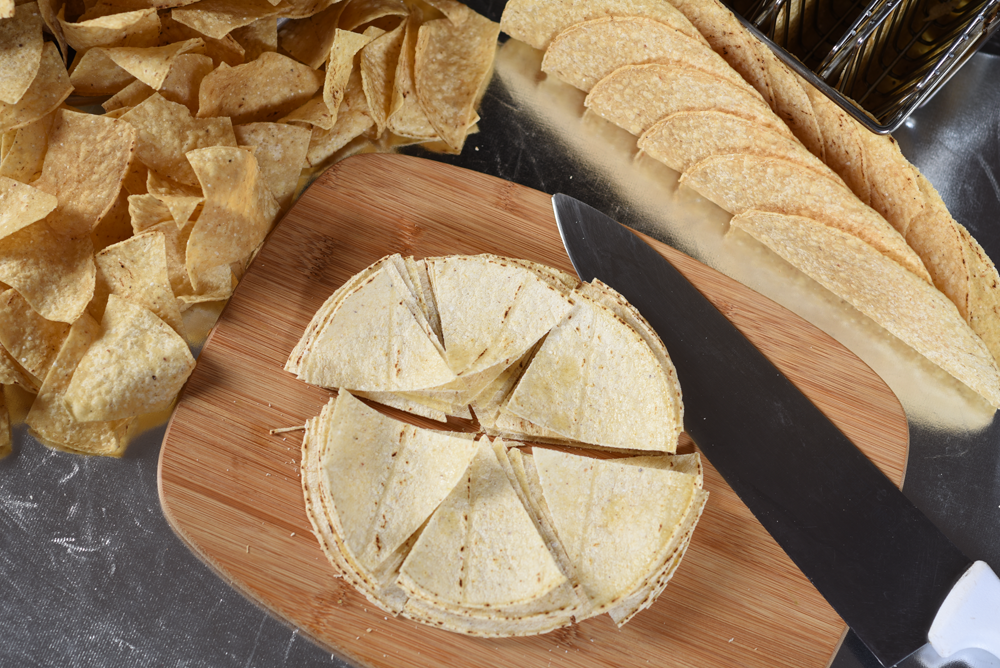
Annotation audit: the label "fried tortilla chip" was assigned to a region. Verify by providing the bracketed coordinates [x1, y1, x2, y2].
[104, 37, 206, 89]
[128, 193, 174, 232]
[304, 67, 374, 169]
[233, 122, 310, 211]
[121, 93, 237, 186]
[360, 21, 404, 136]
[64, 294, 195, 421]
[339, 0, 407, 31]
[1, 0, 13, 19]
[585, 63, 778, 137]
[184, 145, 279, 280]
[0, 176, 57, 240]
[31, 109, 137, 237]
[0, 2, 44, 105]
[542, 16, 750, 93]
[91, 190, 135, 252]
[26, 313, 135, 456]
[681, 154, 932, 283]
[1, 42, 72, 133]
[68, 46, 138, 96]
[386, 12, 437, 140]
[276, 0, 345, 69]
[171, 0, 282, 40]
[324, 28, 379, 127]
[731, 210, 1000, 407]
[0, 287, 70, 384]
[93, 231, 184, 334]
[413, 6, 498, 152]
[230, 15, 277, 61]
[502, 0, 706, 50]
[198, 51, 325, 124]
[0, 220, 95, 323]
[59, 7, 159, 51]
[158, 11, 246, 67]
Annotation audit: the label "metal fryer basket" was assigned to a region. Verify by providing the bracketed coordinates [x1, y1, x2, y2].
[726, 0, 1000, 132]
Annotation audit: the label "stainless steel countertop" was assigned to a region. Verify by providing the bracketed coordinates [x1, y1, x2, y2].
[1, 8, 998, 667]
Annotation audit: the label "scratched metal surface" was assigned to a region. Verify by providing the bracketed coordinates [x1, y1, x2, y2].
[1, 8, 999, 668]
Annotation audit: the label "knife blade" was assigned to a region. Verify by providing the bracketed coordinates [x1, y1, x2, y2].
[552, 193, 1000, 667]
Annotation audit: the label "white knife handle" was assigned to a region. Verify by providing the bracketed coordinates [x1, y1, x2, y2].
[928, 561, 1000, 659]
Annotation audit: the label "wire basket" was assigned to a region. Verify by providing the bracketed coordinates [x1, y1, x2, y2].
[726, 0, 1000, 132]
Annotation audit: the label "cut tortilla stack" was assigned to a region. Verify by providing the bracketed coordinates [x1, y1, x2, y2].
[397, 436, 583, 636]
[526, 447, 708, 625]
[301, 391, 479, 613]
[493, 282, 683, 452]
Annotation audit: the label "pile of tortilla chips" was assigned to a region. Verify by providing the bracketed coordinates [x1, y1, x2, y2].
[499, 0, 1000, 409]
[294, 256, 705, 633]
[0, 0, 497, 456]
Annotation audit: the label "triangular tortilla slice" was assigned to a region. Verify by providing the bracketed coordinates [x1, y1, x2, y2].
[503, 289, 681, 452]
[427, 254, 573, 378]
[293, 260, 456, 392]
[398, 437, 567, 611]
[531, 447, 703, 617]
[730, 209, 1000, 407]
[316, 391, 478, 578]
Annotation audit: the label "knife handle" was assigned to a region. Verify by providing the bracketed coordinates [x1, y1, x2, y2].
[928, 561, 1000, 659]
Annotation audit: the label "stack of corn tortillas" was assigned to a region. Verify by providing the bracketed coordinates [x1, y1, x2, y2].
[295, 253, 705, 635]
[499, 0, 1000, 409]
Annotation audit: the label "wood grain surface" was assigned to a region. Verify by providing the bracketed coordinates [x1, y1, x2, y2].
[158, 153, 909, 668]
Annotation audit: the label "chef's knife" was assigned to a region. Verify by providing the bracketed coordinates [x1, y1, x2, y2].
[552, 193, 1000, 667]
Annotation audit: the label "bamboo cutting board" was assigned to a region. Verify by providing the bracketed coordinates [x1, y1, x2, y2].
[158, 153, 909, 668]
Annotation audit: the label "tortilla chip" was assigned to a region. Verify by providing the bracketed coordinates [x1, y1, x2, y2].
[156, 52, 215, 113]
[0, 343, 36, 390]
[280, 95, 335, 129]
[64, 294, 195, 421]
[542, 16, 749, 93]
[59, 7, 159, 51]
[171, 0, 281, 39]
[121, 93, 237, 186]
[229, 15, 276, 61]
[155, 193, 202, 228]
[585, 63, 778, 137]
[68, 46, 137, 95]
[0, 176, 58, 240]
[413, 8, 498, 152]
[158, 11, 245, 67]
[732, 209, 1000, 407]
[681, 154, 932, 283]
[1, 0, 13, 19]
[0, 287, 70, 384]
[146, 169, 202, 197]
[0, 220, 95, 323]
[102, 79, 155, 112]
[0, 2, 44, 105]
[1, 42, 72, 133]
[144, 218, 194, 298]
[324, 29, 378, 126]
[184, 145, 279, 279]
[501, 0, 706, 50]
[304, 68, 374, 169]
[26, 313, 135, 455]
[198, 51, 324, 124]
[958, 224, 1000, 370]
[233, 122, 310, 211]
[102, 37, 206, 89]
[93, 231, 184, 333]
[91, 190, 134, 252]
[276, 0, 344, 69]
[360, 21, 404, 137]
[31, 109, 137, 237]
[638, 110, 840, 183]
[386, 11, 437, 140]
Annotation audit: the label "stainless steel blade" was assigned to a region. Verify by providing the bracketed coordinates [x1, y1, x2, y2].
[553, 193, 972, 667]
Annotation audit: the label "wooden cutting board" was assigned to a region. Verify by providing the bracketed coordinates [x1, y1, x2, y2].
[158, 153, 909, 668]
